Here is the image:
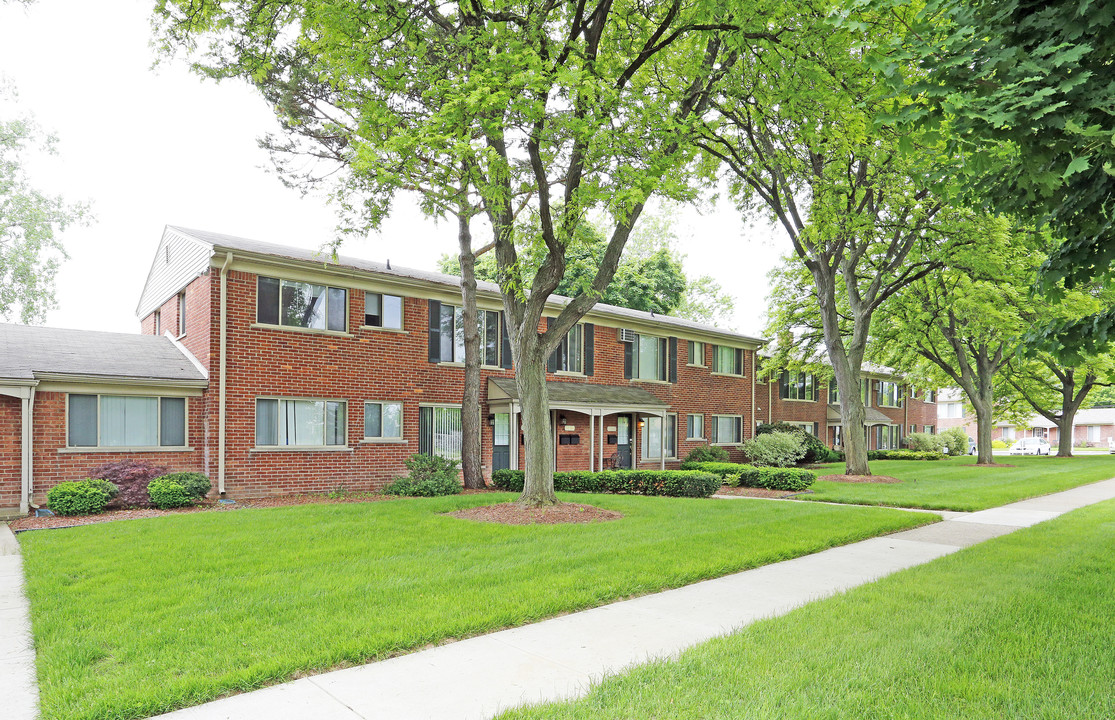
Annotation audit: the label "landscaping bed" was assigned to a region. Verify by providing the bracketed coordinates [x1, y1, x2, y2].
[449, 502, 622, 525]
[714, 486, 803, 499]
[18, 492, 933, 720]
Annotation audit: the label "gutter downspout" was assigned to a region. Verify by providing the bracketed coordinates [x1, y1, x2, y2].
[218, 252, 233, 495]
[750, 352, 756, 439]
[20, 388, 35, 514]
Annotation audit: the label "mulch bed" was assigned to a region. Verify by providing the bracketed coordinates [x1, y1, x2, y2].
[714, 486, 805, 499]
[449, 501, 622, 525]
[974, 463, 1016, 468]
[818, 474, 901, 484]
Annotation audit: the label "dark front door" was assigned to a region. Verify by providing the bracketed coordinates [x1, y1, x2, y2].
[615, 415, 633, 468]
[492, 413, 511, 471]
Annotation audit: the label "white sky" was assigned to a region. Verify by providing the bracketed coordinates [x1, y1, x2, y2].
[0, 0, 788, 338]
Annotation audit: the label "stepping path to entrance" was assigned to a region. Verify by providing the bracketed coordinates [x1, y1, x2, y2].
[7, 480, 1115, 720]
[0, 523, 38, 720]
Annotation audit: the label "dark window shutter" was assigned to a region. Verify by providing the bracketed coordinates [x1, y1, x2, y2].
[584, 323, 594, 376]
[427, 300, 441, 363]
[779, 371, 789, 399]
[500, 312, 513, 369]
[546, 317, 558, 373]
[711, 416, 719, 441]
[668, 336, 678, 383]
[623, 335, 634, 379]
[735, 349, 744, 375]
[419, 406, 432, 456]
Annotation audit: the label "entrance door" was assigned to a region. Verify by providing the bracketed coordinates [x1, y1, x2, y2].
[492, 413, 511, 471]
[615, 415, 633, 468]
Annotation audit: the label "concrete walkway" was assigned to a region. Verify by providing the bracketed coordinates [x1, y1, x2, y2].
[0, 523, 39, 720]
[145, 478, 1115, 720]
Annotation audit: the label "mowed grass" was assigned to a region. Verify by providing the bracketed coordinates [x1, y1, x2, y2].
[18, 492, 932, 720]
[803, 453, 1115, 511]
[501, 498, 1115, 720]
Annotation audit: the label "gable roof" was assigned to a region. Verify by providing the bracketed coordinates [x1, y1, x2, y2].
[0, 323, 207, 384]
[165, 225, 767, 348]
[488, 377, 668, 409]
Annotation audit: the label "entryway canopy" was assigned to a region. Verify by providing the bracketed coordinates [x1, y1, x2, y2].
[827, 404, 895, 427]
[487, 378, 671, 471]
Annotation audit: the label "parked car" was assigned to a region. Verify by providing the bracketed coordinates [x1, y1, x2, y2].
[967, 437, 977, 455]
[1009, 437, 1051, 455]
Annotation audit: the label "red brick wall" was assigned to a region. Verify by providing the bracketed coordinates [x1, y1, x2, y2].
[205, 268, 758, 497]
[0, 396, 21, 509]
[140, 272, 212, 371]
[28, 391, 206, 506]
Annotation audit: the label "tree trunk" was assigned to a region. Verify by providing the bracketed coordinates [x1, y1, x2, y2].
[457, 216, 485, 489]
[971, 394, 995, 465]
[515, 340, 557, 507]
[832, 365, 870, 475]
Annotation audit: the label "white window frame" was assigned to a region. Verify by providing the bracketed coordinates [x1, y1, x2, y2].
[686, 413, 705, 440]
[1087, 425, 1101, 442]
[878, 381, 903, 408]
[363, 291, 404, 330]
[687, 340, 706, 367]
[711, 414, 743, 445]
[419, 403, 464, 460]
[634, 333, 665, 381]
[555, 323, 583, 374]
[254, 397, 348, 449]
[712, 345, 743, 376]
[642, 414, 677, 460]
[66, 393, 189, 451]
[257, 276, 348, 333]
[363, 401, 404, 442]
[177, 292, 187, 337]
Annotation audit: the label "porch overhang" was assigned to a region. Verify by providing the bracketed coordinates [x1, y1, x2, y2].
[827, 404, 895, 426]
[487, 378, 669, 415]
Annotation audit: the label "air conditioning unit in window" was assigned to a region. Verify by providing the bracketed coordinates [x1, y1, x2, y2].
[617, 328, 638, 343]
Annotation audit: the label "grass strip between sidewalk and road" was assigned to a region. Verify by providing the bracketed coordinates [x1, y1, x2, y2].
[18, 491, 931, 720]
[803, 453, 1115, 510]
[500, 498, 1115, 720]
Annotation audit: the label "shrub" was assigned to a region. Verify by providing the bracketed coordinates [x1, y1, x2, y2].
[87, 459, 168, 508]
[680, 461, 815, 491]
[154, 472, 211, 500]
[383, 454, 462, 497]
[85, 478, 119, 501]
[147, 477, 194, 509]
[683, 445, 730, 463]
[47, 479, 116, 516]
[489, 469, 720, 498]
[742, 431, 807, 467]
[756, 422, 831, 464]
[992, 439, 1009, 449]
[939, 427, 970, 456]
[905, 432, 944, 453]
[867, 449, 945, 461]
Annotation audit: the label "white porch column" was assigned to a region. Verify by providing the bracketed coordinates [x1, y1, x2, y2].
[589, 411, 595, 472]
[510, 406, 519, 470]
[659, 410, 666, 471]
[20, 390, 34, 514]
[599, 411, 605, 470]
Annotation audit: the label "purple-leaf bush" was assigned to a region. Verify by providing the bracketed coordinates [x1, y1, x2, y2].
[88, 459, 168, 508]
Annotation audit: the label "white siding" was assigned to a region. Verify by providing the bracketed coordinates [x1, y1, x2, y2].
[135, 228, 213, 319]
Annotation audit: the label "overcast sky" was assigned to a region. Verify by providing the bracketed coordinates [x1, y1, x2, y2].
[0, 0, 789, 337]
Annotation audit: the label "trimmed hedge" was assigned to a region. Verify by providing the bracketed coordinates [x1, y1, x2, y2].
[147, 477, 194, 509]
[756, 422, 836, 463]
[154, 472, 211, 500]
[867, 450, 945, 461]
[680, 461, 816, 491]
[490, 469, 720, 498]
[683, 445, 730, 463]
[47, 479, 117, 516]
[383, 475, 462, 497]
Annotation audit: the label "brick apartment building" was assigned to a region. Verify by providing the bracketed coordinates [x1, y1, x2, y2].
[0, 226, 937, 516]
[937, 389, 1115, 447]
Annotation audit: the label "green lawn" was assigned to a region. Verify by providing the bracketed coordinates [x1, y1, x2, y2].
[500, 498, 1115, 720]
[802, 453, 1115, 510]
[18, 492, 932, 720]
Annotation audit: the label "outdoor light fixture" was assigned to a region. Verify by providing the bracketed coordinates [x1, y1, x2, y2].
[558, 414, 567, 426]
[487, 414, 495, 425]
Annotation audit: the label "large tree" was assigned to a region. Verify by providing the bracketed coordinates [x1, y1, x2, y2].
[155, 1, 783, 505]
[888, 0, 1115, 358]
[698, 4, 960, 475]
[1, 85, 89, 323]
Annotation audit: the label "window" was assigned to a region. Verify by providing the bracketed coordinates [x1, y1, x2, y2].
[712, 345, 743, 375]
[555, 323, 583, 373]
[67, 394, 186, 448]
[878, 381, 903, 408]
[258, 276, 347, 332]
[480, 310, 501, 367]
[435, 305, 503, 366]
[942, 402, 964, 419]
[637, 334, 664, 380]
[1003, 426, 1017, 441]
[876, 424, 900, 450]
[924, 424, 935, 434]
[687, 340, 705, 366]
[1033, 427, 1048, 439]
[780, 371, 819, 401]
[861, 379, 872, 407]
[833, 424, 843, 448]
[711, 415, 743, 444]
[364, 401, 403, 440]
[153, 309, 161, 335]
[364, 292, 403, 329]
[255, 398, 347, 447]
[177, 292, 187, 335]
[785, 421, 819, 436]
[1088, 425, 1101, 442]
[686, 413, 704, 440]
[829, 379, 840, 404]
[642, 415, 677, 459]
[419, 406, 462, 459]
[925, 389, 937, 403]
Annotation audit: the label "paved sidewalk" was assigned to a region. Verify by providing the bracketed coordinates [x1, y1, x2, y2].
[144, 477, 1115, 720]
[0, 523, 39, 720]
